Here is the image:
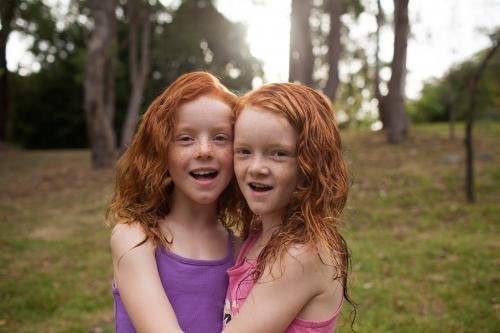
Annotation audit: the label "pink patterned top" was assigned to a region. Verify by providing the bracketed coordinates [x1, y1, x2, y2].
[224, 232, 343, 332]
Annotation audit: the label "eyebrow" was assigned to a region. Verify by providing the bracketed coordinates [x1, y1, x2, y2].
[175, 125, 232, 132]
[234, 140, 296, 151]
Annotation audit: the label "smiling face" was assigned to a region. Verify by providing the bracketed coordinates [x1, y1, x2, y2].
[167, 95, 234, 206]
[234, 107, 301, 219]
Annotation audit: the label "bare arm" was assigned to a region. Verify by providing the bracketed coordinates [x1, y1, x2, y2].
[111, 223, 184, 333]
[222, 247, 323, 333]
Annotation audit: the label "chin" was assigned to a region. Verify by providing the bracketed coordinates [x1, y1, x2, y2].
[197, 196, 219, 205]
[247, 204, 272, 217]
[190, 192, 220, 205]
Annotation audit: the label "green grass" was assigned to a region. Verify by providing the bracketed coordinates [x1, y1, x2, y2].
[337, 122, 500, 332]
[0, 150, 115, 333]
[0, 123, 498, 332]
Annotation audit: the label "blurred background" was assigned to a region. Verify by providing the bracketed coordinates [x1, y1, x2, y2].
[0, 0, 498, 332]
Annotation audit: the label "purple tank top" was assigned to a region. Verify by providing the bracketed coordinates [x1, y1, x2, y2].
[113, 231, 234, 333]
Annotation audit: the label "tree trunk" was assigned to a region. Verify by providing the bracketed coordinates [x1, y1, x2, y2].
[84, 0, 117, 168]
[447, 102, 455, 141]
[121, 0, 152, 150]
[289, 0, 314, 86]
[465, 40, 499, 203]
[0, 0, 19, 142]
[384, 0, 410, 143]
[374, 0, 388, 126]
[324, 0, 343, 101]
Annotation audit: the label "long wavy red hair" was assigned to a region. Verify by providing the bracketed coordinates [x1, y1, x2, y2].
[235, 82, 354, 312]
[107, 72, 239, 247]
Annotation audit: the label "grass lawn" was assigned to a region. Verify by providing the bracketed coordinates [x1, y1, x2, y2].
[1, 122, 498, 332]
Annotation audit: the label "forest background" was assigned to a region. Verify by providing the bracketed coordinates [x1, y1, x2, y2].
[0, 0, 499, 332]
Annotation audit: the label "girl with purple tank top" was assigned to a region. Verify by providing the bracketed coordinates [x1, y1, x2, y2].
[108, 72, 240, 333]
[221, 83, 355, 332]
[113, 231, 234, 333]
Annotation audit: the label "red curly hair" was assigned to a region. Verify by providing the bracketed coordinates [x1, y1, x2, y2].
[107, 71, 239, 247]
[234, 82, 354, 310]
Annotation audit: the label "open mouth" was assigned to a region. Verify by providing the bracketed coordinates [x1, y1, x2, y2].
[249, 182, 273, 192]
[190, 169, 218, 180]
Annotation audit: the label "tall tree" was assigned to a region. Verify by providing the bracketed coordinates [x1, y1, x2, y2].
[374, 0, 384, 108]
[84, 0, 117, 168]
[465, 37, 499, 203]
[120, 0, 152, 150]
[324, 0, 343, 101]
[382, 0, 410, 143]
[289, 0, 314, 86]
[316, 0, 363, 124]
[0, 0, 20, 142]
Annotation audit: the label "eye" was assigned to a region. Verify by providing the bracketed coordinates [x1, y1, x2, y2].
[214, 134, 229, 142]
[177, 135, 193, 142]
[235, 148, 251, 156]
[271, 150, 289, 158]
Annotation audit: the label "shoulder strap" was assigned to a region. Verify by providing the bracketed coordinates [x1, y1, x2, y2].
[235, 232, 260, 265]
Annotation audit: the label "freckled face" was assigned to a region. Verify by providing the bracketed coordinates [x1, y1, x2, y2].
[234, 107, 301, 218]
[167, 95, 234, 206]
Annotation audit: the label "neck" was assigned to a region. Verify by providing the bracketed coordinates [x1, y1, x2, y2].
[167, 188, 218, 229]
[259, 210, 284, 243]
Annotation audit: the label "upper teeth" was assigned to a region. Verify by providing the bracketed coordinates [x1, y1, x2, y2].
[252, 183, 270, 188]
[193, 170, 214, 175]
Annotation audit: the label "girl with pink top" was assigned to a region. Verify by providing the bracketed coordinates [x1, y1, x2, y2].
[222, 83, 354, 333]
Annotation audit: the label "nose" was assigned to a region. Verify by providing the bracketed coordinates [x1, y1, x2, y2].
[248, 156, 269, 177]
[196, 138, 213, 159]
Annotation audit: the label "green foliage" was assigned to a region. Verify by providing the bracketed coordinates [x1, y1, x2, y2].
[407, 79, 450, 122]
[342, 0, 364, 18]
[13, 0, 55, 40]
[312, 0, 371, 128]
[7, 0, 263, 149]
[336, 46, 373, 128]
[9, 55, 88, 149]
[7, 0, 88, 148]
[411, 45, 500, 123]
[116, 0, 263, 140]
[147, 0, 263, 97]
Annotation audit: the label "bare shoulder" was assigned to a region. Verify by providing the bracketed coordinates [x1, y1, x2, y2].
[285, 242, 343, 297]
[277, 243, 340, 282]
[285, 243, 321, 267]
[258, 243, 319, 282]
[110, 222, 154, 261]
